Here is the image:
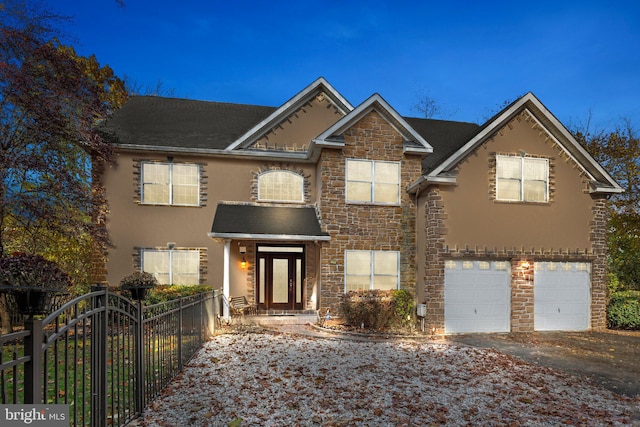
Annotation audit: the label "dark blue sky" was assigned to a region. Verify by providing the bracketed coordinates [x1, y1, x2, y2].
[57, 0, 640, 129]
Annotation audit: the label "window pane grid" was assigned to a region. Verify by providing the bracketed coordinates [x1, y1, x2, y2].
[142, 249, 200, 285]
[258, 171, 304, 202]
[346, 160, 400, 204]
[496, 156, 548, 202]
[345, 250, 399, 291]
[142, 162, 200, 206]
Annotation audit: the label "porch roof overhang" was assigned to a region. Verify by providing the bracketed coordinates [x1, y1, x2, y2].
[208, 203, 330, 242]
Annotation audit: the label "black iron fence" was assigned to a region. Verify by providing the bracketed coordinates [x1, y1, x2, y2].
[0, 285, 221, 426]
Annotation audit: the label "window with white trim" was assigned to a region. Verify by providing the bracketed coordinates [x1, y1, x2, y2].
[496, 155, 548, 202]
[346, 160, 400, 204]
[258, 170, 304, 202]
[345, 250, 399, 291]
[141, 162, 199, 206]
[141, 249, 200, 285]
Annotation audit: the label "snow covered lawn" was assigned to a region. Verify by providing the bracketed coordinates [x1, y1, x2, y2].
[133, 330, 639, 426]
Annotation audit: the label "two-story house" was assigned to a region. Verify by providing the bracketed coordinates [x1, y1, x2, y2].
[96, 77, 622, 334]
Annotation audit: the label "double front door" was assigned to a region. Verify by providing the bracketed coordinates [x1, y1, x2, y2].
[257, 246, 304, 310]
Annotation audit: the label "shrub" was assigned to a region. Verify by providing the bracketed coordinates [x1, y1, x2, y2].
[119, 271, 159, 289]
[0, 252, 71, 291]
[607, 290, 640, 330]
[607, 273, 622, 294]
[392, 289, 415, 328]
[340, 289, 416, 330]
[0, 253, 71, 317]
[144, 285, 213, 305]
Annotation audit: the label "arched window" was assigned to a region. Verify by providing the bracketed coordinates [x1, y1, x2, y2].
[258, 170, 304, 202]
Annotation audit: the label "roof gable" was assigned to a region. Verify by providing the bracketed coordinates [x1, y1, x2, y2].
[416, 92, 622, 194]
[312, 94, 433, 155]
[225, 77, 353, 151]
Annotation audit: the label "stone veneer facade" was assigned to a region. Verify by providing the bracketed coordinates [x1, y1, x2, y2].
[421, 187, 610, 334]
[318, 111, 423, 312]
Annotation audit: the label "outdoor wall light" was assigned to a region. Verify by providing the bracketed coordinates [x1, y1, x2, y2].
[239, 246, 247, 269]
[520, 261, 530, 270]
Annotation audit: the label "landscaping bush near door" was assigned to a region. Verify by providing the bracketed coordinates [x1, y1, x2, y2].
[607, 290, 640, 330]
[340, 289, 415, 331]
[145, 285, 213, 304]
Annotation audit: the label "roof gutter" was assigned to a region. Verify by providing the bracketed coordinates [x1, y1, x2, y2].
[407, 174, 457, 196]
[115, 143, 314, 161]
[208, 232, 331, 243]
[590, 183, 625, 195]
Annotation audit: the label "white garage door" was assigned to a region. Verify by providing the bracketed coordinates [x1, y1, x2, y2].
[444, 260, 511, 334]
[534, 262, 590, 331]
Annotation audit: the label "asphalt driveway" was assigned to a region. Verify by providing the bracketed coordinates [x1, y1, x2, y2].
[446, 330, 640, 398]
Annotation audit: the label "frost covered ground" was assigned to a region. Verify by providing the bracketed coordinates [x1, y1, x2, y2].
[132, 329, 639, 426]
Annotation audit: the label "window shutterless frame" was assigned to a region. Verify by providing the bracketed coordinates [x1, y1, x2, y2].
[257, 170, 304, 203]
[140, 162, 200, 206]
[344, 250, 400, 291]
[141, 248, 200, 285]
[345, 159, 401, 205]
[496, 155, 549, 203]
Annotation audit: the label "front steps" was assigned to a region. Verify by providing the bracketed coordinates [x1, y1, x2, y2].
[230, 310, 319, 326]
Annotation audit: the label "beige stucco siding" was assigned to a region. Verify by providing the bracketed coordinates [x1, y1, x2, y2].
[256, 94, 344, 150]
[103, 151, 317, 288]
[441, 115, 593, 251]
[417, 112, 609, 333]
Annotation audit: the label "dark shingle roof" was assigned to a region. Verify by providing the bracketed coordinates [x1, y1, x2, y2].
[405, 117, 481, 173]
[102, 96, 276, 150]
[104, 96, 483, 174]
[210, 204, 329, 240]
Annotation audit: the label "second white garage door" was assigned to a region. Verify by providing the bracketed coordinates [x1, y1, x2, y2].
[534, 262, 591, 331]
[444, 260, 511, 334]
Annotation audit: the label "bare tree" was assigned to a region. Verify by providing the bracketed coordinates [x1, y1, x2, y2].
[412, 88, 456, 119]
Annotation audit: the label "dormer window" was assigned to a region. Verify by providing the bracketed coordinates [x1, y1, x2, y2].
[258, 170, 304, 203]
[496, 155, 549, 203]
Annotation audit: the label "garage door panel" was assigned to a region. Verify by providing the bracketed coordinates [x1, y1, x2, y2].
[534, 262, 590, 331]
[445, 261, 511, 334]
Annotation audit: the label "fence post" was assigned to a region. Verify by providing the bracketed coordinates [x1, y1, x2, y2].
[199, 292, 204, 345]
[212, 289, 219, 335]
[90, 285, 108, 427]
[23, 318, 43, 404]
[177, 297, 183, 369]
[212, 290, 218, 334]
[134, 299, 145, 416]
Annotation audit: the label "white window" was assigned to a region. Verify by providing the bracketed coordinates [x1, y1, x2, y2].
[346, 160, 400, 204]
[345, 250, 399, 291]
[141, 249, 200, 285]
[258, 171, 304, 202]
[141, 162, 199, 206]
[496, 155, 548, 202]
